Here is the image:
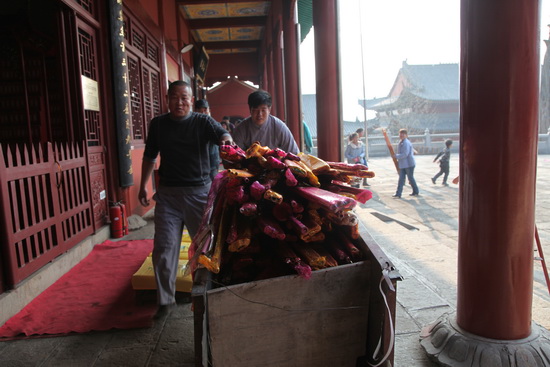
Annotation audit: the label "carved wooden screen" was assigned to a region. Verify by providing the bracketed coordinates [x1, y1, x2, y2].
[76, 20, 108, 230]
[128, 53, 144, 140]
[143, 65, 161, 131]
[123, 10, 161, 144]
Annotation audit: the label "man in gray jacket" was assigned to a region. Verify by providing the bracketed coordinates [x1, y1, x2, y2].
[232, 90, 299, 154]
[392, 129, 419, 198]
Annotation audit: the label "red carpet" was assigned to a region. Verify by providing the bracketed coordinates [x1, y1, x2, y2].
[0, 240, 156, 339]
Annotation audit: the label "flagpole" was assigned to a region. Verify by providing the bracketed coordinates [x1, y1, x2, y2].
[358, 0, 369, 161]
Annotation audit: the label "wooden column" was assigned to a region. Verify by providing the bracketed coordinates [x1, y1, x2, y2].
[313, 0, 341, 162]
[456, 0, 539, 339]
[265, 16, 275, 100]
[272, 21, 286, 119]
[267, 47, 275, 103]
[283, 0, 301, 143]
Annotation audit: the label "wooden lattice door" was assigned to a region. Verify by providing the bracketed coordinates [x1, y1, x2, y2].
[76, 20, 108, 230]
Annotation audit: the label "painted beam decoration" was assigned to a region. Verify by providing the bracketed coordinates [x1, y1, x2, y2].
[108, 0, 133, 187]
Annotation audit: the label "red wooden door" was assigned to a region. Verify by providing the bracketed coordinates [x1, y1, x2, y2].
[75, 20, 108, 230]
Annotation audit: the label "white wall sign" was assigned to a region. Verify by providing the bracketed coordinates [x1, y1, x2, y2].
[81, 75, 100, 111]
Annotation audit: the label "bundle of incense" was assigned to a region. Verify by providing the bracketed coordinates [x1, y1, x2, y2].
[228, 220, 252, 252]
[334, 229, 363, 262]
[250, 180, 267, 201]
[353, 170, 376, 178]
[185, 174, 229, 276]
[284, 152, 301, 161]
[276, 242, 312, 279]
[245, 141, 271, 158]
[227, 169, 255, 178]
[239, 202, 258, 216]
[265, 156, 286, 170]
[226, 208, 239, 244]
[326, 161, 369, 171]
[325, 238, 352, 264]
[321, 217, 333, 232]
[301, 231, 325, 243]
[192, 143, 377, 279]
[264, 189, 283, 204]
[198, 199, 230, 273]
[265, 170, 280, 187]
[324, 210, 358, 227]
[300, 215, 322, 237]
[219, 144, 246, 162]
[290, 200, 304, 213]
[284, 159, 307, 177]
[272, 202, 293, 222]
[284, 168, 298, 186]
[311, 244, 339, 267]
[292, 186, 356, 212]
[306, 208, 323, 227]
[288, 215, 308, 235]
[322, 161, 375, 180]
[324, 182, 373, 204]
[258, 216, 286, 240]
[321, 169, 353, 183]
[297, 153, 331, 175]
[295, 160, 320, 187]
[292, 243, 326, 270]
[225, 177, 247, 204]
[265, 148, 287, 159]
[348, 223, 360, 240]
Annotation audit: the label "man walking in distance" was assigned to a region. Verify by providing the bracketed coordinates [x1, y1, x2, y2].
[392, 129, 419, 198]
[431, 139, 453, 186]
[138, 81, 232, 316]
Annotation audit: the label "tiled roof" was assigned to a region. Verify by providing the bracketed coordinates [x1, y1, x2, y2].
[400, 62, 459, 101]
[302, 94, 374, 139]
[361, 62, 459, 110]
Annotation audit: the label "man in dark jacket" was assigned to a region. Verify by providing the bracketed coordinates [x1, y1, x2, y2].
[139, 81, 231, 315]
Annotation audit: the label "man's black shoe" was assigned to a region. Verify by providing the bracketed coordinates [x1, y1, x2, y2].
[154, 303, 176, 320]
[392, 194, 401, 198]
[409, 193, 419, 196]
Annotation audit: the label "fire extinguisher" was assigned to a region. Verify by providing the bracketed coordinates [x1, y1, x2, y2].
[109, 204, 124, 238]
[119, 202, 129, 235]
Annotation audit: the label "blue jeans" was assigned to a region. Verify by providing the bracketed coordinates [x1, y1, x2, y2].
[396, 166, 419, 197]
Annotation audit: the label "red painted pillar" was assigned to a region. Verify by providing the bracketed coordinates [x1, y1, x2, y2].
[457, 0, 539, 339]
[283, 0, 301, 144]
[265, 16, 275, 98]
[262, 55, 269, 91]
[272, 22, 286, 119]
[313, 0, 341, 162]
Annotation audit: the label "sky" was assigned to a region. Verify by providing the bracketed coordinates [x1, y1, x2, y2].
[300, 0, 550, 122]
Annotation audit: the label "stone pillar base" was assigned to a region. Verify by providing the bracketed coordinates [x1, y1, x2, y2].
[420, 312, 550, 367]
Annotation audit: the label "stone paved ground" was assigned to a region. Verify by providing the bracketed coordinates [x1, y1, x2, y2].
[358, 154, 550, 366]
[0, 154, 548, 366]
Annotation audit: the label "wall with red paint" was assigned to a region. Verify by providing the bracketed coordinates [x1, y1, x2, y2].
[207, 78, 258, 122]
